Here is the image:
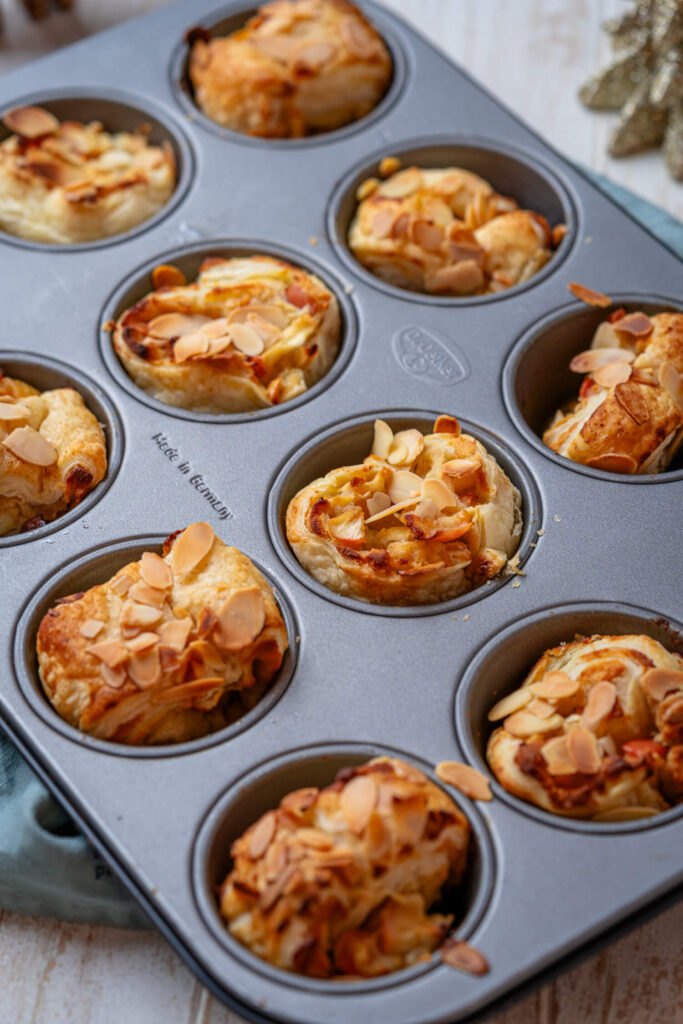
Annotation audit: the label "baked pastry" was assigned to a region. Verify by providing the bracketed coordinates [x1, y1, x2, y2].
[348, 161, 566, 295]
[0, 371, 106, 536]
[286, 415, 522, 605]
[219, 756, 470, 977]
[110, 256, 341, 413]
[36, 523, 288, 745]
[543, 310, 683, 474]
[188, 0, 392, 138]
[0, 105, 176, 244]
[487, 634, 683, 820]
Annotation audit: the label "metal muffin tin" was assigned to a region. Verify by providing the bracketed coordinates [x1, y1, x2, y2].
[0, 2, 681, 1022]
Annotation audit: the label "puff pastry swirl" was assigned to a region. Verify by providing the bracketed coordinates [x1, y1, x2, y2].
[188, 0, 392, 138]
[0, 106, 176, 244]
[37, 523, 288, 745]
[219, 756, 470, 977]
[348, 163, 565, 295]
[487, 633, 683, 820]
[111, 256, 340, 413]
[286, 415, 522, 605]
[0, 372, 106, 536]
[544, 310, 683, 474]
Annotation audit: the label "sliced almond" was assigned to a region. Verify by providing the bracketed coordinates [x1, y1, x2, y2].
[366, 491, 391, 517]
[435, 761, 492, 801]
[340, 15, 378, 58]
[432, 260, 484, 294]
[120, 601, 163, 629]
[592, 361, 632, 387]
[227, 322, 264, 356]
[441, 939, 489, 975]
[173, 331, 209, 363]
[504, 711, 564, 737]
[487, 688, 532, 721]
[2, 105, 59, 138]
[568, 282, 611, 307]
[527, 697, 556, 719]
[388, 469, 423, 504]
[170, 522, 214, 576]
[387, 429, 424, 466]
[614, 381, 650, 425]
[293, 40, 337, 68]
[613, 312, 653, 337]
[139, 551, 173, 590]
[585, 452, 638, 473]
[640, 667, 683, 702]
[391, 212, 411, 238]
[2, 426, 57, 467]
[126, 631, 159, 654]
[581, 681, 617, 727]
[371, 208, 397, 239]
[0, 402, 30, 421]
[296, 828, 333, 850]
[214, 586, 265, 651]
[151, 264, 186, 289]
[128, 646, 161, 689]
[340, 775, 377, 834]
[248, 812, 276, 860]
[411, 218, 443, 252]
[371, 418, 393, 459]
[378, 155, 401, 177]
[128, 581, 167, 608]
[80, 619, 104, 640]
[100, 663, 127, 689]
[421, 477, 455, 510]
[441, 457, 480, 479]
[659, 361, 683, 410]
[364, 496, 419, 525]
[148, 313, 210, 339]
[540, 735, 575, 775]
[364, 812, 391, 859]
[530, 670, 579, 699]
[156, 617, 193, 651]
[86, 639, 128, 668]
[591, 321, 622, 350]
[253, 35, 299, 62]
[434, 415, 460, 435]
[391, 791, 427, 846]
[567, 726, 602, 774]
[246, 314, 281, 344]
[110, 573, 133, 597]
[356, 176, 379, 201]
[380, 167, 422, 199]
[591, 806, 659, 822]
[569, 348, 635, 373]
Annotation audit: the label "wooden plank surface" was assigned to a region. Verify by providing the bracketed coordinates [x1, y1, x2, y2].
[0, 1, 681, 1022]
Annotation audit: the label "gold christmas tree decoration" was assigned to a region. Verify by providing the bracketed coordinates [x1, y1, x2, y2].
[579, 0, 683, 180]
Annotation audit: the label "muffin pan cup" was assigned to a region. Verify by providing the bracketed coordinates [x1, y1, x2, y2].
[0, 2, 681, 1022]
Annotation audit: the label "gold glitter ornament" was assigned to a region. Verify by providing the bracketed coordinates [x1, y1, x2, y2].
[579, 0, 683, 180]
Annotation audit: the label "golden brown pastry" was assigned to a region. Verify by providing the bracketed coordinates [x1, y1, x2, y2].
[286, 415, 522, 605]
[188, 0, 392, 138]
[37, 523, 288, 745]
[219, 756, 470, 977]
[0, 106, 176, 244]
[487, 634, 683, 820]
[348, 161, 565, 295]
[0, 371, 106, 536]
[543, 310, 683, 474]
[110, 256, 340, 413]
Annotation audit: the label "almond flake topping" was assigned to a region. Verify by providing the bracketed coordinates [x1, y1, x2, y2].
[441, 939, 489, 975]
[156, 617, 193, 651]
[2, 426, 57, 467]
[379, 156, 401, 177]
[214, 586, 266, 652]
[432, 260, 484, 294]
[592, 361, 632, 387]
[434, 415, 460, 435]
[568, 282, 611, 307]
[581, 681, 617, 727]
[421, 477, 455, 510]
[364, 495, 420, 524]
[659, 361, 683, 410]
[100, 664, 127, 689]
[173, 331, 209, 363]
[151, 264, 186, 289]
[371, 418, 393, 459]
[170, 522, 214, 576]
[530, 670, 579, 699]
[340, 774, 377, 834]
[504, 711, 564, 737]
[110, 573, 133, 597]
[442, 457, 480, 479]
[591, 321, 622, 349]
[613, 312, 653, 336]
[380, 167, 422, 199]
[293, 40, 337, 68]
[388, 470, 423, 504]
[148, 313, 210, 339]
[541, 735, 576, 776]
[371, 208, 397, 239]
[527, 697, 556, 719]
[120, 601, 163, 629]
[0, 402, 30, 421]
[365, 491, 391, 517]
[436, 761, 492, 801]
[488, 687, 533, 721]
[356, 177, 379, 201]
[128, 581, 167, 608]
[227, 322, 264, 356]
[387, 428, 424, 466]
[567, 726, 601, 774]
[412, 218, 443, 252]
[248, 811, 276, 860]
[640, 667, 683, 701]
[128, 647, 161, 689]
[140, 551, 173, 590]
[3, 105, 59, 138]
[569, 348, 635, 373]
[86, 639, 128, 668]
[80, 619, 104, 639]
[126, 631, 159, 654]
[340, 15, 378, 58]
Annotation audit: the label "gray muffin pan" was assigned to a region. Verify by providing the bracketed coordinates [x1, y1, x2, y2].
[0, 2, 681, 1022]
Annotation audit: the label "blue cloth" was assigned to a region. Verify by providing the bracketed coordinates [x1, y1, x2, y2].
[0, 174, 681, 929]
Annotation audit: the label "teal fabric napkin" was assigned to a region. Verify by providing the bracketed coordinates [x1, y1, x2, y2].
[0, 174, 681, 930]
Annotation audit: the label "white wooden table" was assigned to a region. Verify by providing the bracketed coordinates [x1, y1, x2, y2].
[0, 2, 681, 1022]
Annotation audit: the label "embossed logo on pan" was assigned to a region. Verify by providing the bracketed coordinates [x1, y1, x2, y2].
[151, 432, 233, 520]
[392, 326, 469, 385]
